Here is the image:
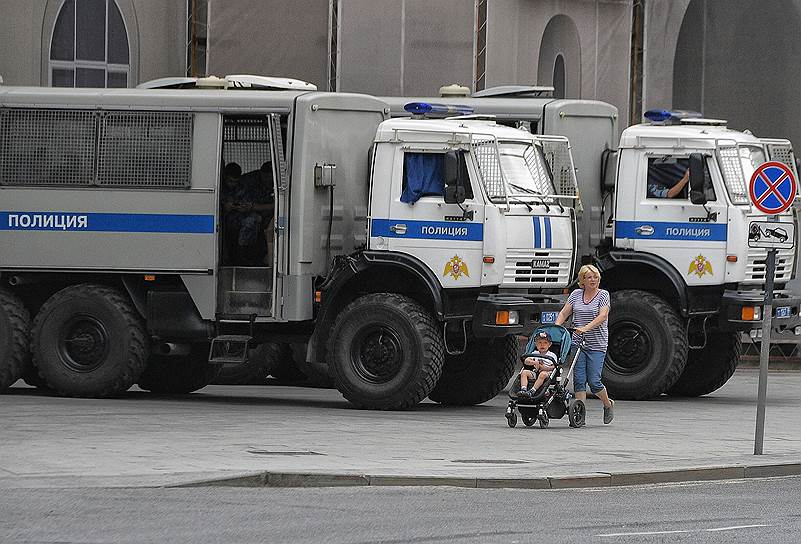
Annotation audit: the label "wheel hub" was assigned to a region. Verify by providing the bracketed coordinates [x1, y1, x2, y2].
[352, 326, 404, 384]
[606, 320, 653, 375]
[59, 315, 110, 372]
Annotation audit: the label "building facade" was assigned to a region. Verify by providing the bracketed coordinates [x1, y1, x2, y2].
[0, 0, 188, 88]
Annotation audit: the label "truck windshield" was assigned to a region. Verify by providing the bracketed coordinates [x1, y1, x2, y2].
[497, 142, 555, 198]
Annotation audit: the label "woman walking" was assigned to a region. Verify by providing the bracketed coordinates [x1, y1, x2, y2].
[555, 264, 614, 424]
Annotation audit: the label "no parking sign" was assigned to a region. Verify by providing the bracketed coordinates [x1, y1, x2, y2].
[748, 160, 798, 455]
[749, 161, 796, 214]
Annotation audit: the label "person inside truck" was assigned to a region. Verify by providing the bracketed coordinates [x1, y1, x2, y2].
[239, 161, 276, 265]
[221, 161, 274, 265]
[647, 157, 691, 198]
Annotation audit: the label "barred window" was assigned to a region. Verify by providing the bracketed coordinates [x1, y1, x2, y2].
[0, 108, 96, 186]
[97, 112, 193, 187]
[0, 107, 193, 189]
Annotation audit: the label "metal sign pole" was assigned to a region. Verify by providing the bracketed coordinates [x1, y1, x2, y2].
[754, 248, 776, 455]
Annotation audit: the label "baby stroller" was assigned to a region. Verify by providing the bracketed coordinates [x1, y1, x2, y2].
[504, 324, 586, 429]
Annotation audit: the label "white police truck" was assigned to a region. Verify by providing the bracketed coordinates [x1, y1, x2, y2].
[384, 89, 800, 399]
[0, 80, 578, 409]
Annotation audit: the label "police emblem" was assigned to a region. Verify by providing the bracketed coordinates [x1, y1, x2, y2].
[444, 255, 470, 280]
[688, 255, 713, 278]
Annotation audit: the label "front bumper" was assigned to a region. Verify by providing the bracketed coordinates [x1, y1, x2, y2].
[471, 294, 563, 337]
[719, 289, 801, 333]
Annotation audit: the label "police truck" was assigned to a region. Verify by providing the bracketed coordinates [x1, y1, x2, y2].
[0, 78, 578, 409]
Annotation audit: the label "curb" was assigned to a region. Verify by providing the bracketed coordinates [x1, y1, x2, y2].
[173, 462, 801, 490]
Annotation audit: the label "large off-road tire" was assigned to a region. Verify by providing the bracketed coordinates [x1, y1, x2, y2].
[213, 343, 284, 385]
[328, 293, 444, 410]
[32, 284, 149, 398]
[138, 343, 221, 394]
[603, 290, 688, 400]
[666, 329, 741, 397]
[428, 335, 518, 406]
[0, 288, 31, 392]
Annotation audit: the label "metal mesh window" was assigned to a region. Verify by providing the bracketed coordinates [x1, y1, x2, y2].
[716, 145, 749, 204]
[470, 139, 505, 199]
[541, 140, 578, 197]
[0, 108, 95, 185]
[223, 117, 271, 175]
[522, 145, 553, 195]
[764, 140, 798, 180]
[97, 111, 193, 187]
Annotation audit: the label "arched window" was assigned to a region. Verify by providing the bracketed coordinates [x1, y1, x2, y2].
[49, 0, 130, 88]
[553, 54, 566, 99]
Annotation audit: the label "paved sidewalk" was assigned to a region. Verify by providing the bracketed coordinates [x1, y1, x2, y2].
[2, 368, 800, 489]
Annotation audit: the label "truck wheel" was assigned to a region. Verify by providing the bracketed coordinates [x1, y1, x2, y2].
[138, 343, 220, 394]
[31, 284, 149, 398]
[213, 343, 284, 385]
[0, 288, 31, 392]
[666, 330, 741, 397]
[428, 335, 518, 406]
[328, 293, 444, 410]
[603, 290, 687, 400]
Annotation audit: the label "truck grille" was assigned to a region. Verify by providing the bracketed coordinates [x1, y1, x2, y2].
[503, 249, 571, 287]
[744, 246, 795, 284]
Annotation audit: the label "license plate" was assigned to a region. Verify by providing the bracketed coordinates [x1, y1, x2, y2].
[776, 306, 791, 318]
[540, 311, 558, 324]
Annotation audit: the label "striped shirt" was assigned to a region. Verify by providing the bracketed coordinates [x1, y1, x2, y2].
[567, 288, 610, 351]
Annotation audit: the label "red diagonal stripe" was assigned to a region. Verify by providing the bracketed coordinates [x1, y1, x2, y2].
[755, 171, 790, 206]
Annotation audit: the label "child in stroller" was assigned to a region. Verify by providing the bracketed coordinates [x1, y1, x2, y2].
[505, 324, 586, 429]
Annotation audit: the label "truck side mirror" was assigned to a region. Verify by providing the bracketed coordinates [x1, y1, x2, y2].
[443, 151, 466, 204]
[688, 153, 707, 205]
[444, 185, 466, 204]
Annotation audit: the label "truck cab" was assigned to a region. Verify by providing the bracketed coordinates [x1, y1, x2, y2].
[312, 109, 579, 408]
[368, 115, 576, 296]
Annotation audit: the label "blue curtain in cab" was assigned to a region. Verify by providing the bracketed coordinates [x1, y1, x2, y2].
[401, 153, 444, 204]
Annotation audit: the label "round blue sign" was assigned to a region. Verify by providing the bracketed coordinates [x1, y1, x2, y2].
[749, 161, 797, 214]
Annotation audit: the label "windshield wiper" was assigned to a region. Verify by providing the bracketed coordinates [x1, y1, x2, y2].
[507, 195, 532, 211]
[508, 183, 550, 212]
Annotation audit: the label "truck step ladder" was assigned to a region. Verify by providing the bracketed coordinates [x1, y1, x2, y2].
[218, 266, 272, 315]
[209, 334, 252, 364]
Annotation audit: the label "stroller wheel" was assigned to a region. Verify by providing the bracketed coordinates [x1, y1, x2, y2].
[538, 412, 549, 429]
[505, 410, 518, 428]
[568, 399, 586, 428]
[522, 415, 536, 427]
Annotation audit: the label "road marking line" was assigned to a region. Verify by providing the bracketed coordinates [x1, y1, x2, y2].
[598, 530, 691, 537]
[706, 524, 769, 532]
[597, 524, 769, 537]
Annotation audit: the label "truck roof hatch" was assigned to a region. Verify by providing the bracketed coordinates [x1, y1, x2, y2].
[137, 74, 317, 91]
[472, 85, 555, 98]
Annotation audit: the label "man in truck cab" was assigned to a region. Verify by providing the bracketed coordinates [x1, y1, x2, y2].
[647, 157, 691, 198]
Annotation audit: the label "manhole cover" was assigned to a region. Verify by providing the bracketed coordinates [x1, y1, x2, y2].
[451, 459, 527, 465]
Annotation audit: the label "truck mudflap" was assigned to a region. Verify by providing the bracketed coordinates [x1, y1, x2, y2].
[719, 289, 801, 333]
[471, 294, 562, 337]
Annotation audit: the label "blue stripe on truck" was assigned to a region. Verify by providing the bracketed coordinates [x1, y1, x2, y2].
[0, 211, 215, 233]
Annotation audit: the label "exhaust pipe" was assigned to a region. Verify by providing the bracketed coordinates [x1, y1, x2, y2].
[154, 342, 191, 357]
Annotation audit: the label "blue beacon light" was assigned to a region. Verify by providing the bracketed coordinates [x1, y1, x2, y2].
[403, 102, 474, 116]
[644, 109, 703, 123]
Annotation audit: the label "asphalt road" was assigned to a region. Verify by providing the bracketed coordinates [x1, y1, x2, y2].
[3, 369, 801, 488]
[2, 476, 800, 543]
